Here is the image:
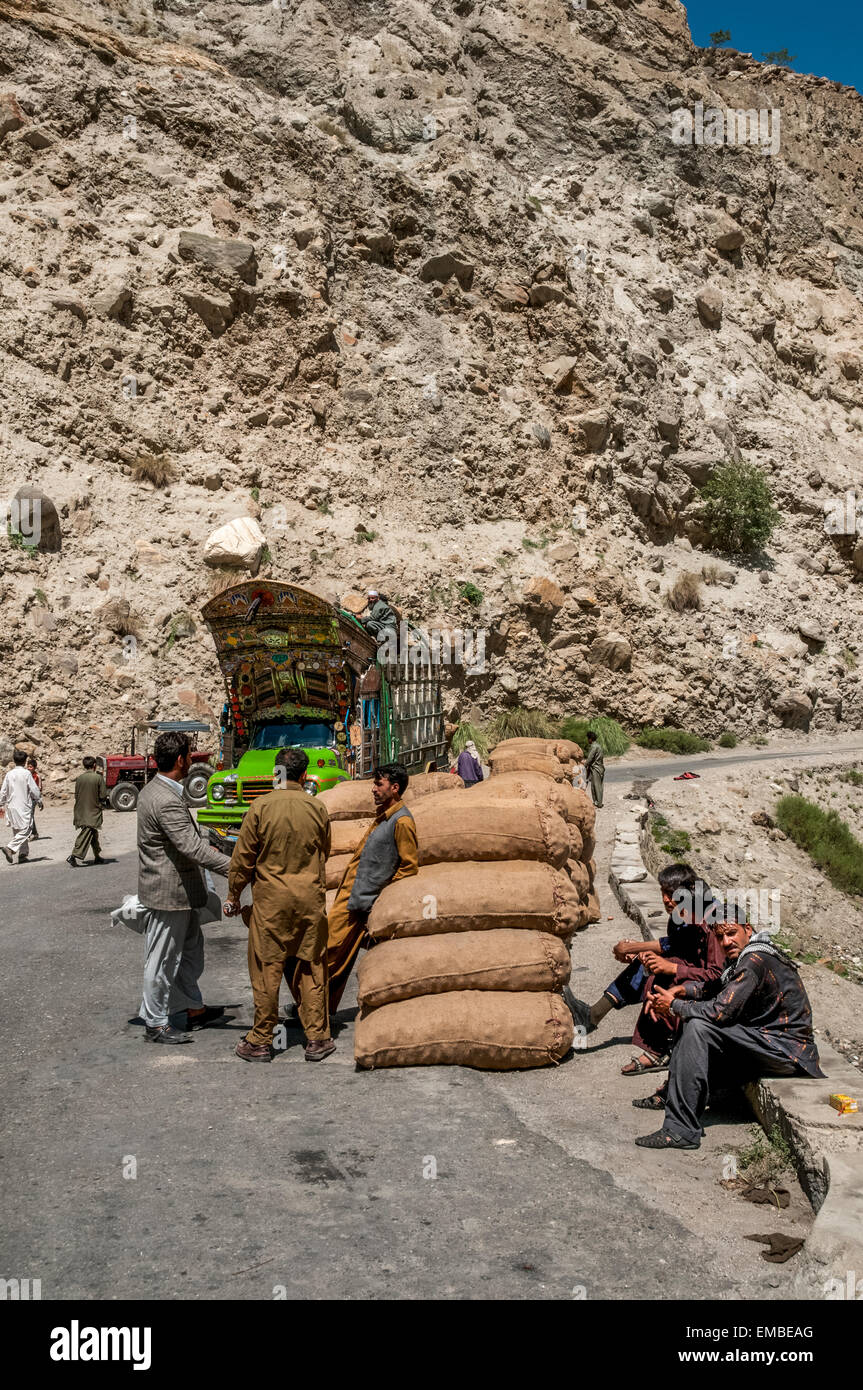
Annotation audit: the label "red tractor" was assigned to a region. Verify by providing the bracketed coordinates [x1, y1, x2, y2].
[98, 720, 216, 813]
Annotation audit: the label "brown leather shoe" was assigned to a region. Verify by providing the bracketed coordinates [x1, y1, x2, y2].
[235, 1038, 273, 1063]
[304, 1038, 336, 1062]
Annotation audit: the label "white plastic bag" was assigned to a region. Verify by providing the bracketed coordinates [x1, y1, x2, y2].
[112, 894, 146, 935]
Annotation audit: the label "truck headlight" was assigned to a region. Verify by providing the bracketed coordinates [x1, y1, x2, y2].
[304, 780, 319, 796]
[211, 783, 226, 801]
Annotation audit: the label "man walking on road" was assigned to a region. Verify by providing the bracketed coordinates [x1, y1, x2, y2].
[584, 731, 605, 808]
[67, 756, 108, 867]
[0, 749, 43, 865]
[326, 762, 418, 1014]
[137, 730, 232, 1045]
[226, 748, 334, 1063]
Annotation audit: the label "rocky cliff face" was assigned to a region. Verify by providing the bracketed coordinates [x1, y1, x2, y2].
[2, 0, 863, 787]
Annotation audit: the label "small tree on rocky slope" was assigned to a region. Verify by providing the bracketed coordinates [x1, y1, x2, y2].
[699, 461, 779, 556]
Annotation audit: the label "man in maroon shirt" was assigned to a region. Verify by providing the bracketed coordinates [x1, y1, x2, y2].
[565, 864, 724, 1074]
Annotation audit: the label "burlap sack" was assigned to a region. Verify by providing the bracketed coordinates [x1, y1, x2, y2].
[488, 751, 568, 782]
[587, 856, 597, 885]
[489, 737, 557, 757]
[319, 779, 376, 821]
[326, 853, 351, 890]
[410, 797, 569, 868]
[585, 888, 601, 922]
[329, 818, 371, 856]
[367, 860, 587, 940]
[554, 738, 584, 762]
[403, 770, 464, 803]
[581, 825, 596, 862]
[461, 772, 570, 824]
[356, 929, 571, 1011]
[568, 822, 584, 862]
[354, 990, 574, 1069]
[565, 858, 590, 899]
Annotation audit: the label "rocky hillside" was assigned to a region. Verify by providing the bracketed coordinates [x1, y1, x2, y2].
[2, 0, 863, 789]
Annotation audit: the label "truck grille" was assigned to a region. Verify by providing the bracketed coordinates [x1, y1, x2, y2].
[240, 779, 274, 801]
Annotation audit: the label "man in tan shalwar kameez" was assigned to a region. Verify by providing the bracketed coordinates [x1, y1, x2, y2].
[226, 747, 334, 1063]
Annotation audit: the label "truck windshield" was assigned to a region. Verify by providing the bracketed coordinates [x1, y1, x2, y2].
[250, 721, 335, 750]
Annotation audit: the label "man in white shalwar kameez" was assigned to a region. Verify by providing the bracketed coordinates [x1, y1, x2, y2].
[0, 749, 43, 864]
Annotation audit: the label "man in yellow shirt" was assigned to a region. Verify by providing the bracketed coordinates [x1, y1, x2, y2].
[226, 748, 334, 1062]
[327, 762, 418, 1014]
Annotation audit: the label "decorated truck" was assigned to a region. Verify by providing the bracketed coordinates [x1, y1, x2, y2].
[196, 580, 446, 850]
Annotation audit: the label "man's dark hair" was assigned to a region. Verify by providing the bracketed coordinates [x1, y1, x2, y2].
[13, 748, 27, 765]
[375, 762, 408, 795]
[26, 754, 37, 765]
[275, 747, 309, 782]
[153, 731, 190, 773]
[657, 863, 697, 895]
[708, 900, 751, 928]
[586, 730, 597, 742]
[82, 755, 97, 770]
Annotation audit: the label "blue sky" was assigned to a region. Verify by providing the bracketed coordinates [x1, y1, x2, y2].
[683, 1, 863, 94]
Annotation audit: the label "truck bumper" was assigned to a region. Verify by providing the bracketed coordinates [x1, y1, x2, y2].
[196, 808, 245, 851]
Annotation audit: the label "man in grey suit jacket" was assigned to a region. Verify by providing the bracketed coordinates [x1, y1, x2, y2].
[137, 730, 232, 1045]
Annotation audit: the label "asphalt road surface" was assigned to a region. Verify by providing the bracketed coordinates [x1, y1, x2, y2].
[607, 739, 863, 785]
[0, 828, 805, 1301]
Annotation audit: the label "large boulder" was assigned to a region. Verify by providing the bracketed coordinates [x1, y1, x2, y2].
[91, 281, 133, 323]
[522, 577, 565, 616]
[773, 689, 813, 730]
[590, 631, 632, 672]
[568, 409, 610, 451]
[541, 355, 578, 394]
[797, 619, 827, 646]
[177, 230, 257, 284]
[12, 485, 61, 552]
[695, 287, 724, 327]
[419, 251, 474, 290]
[203, 516, 266, 570]
[180, 290, 235, 337]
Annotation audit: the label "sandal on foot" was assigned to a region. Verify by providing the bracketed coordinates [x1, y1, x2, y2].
[621, 1053, 669, 1076]
[633, 1089, 667, 1110]
[635, 1127, 699, 1150]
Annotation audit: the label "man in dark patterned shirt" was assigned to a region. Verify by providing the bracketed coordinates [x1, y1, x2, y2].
[634, 905, 824, 1150]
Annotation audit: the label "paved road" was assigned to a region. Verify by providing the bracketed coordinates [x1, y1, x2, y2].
[0, 834, 805, 1301]
[607, 739, 863, 785]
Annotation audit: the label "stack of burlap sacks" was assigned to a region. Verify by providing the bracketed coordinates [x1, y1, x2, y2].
[318, 740, 598, 1071]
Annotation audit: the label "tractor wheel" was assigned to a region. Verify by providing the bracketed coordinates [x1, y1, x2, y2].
[109, 781, 139, 813]
[184, 764, 215, 807]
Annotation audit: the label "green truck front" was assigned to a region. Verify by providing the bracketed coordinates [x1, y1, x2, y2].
[196, 580, 446, 850]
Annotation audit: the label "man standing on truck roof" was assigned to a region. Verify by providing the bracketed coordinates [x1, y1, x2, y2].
[326, 762, 418, 1014]
[226, 747, 335, 1063]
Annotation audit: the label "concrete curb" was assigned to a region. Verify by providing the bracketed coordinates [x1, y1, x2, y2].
[608, 803, 863, 1299]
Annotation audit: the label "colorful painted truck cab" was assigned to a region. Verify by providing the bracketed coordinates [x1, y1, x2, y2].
[197, 580, 446, 850]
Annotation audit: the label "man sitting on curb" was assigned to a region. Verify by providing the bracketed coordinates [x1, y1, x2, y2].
[634, 905, 824, 1151]
[566, 863, 724, 1075]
